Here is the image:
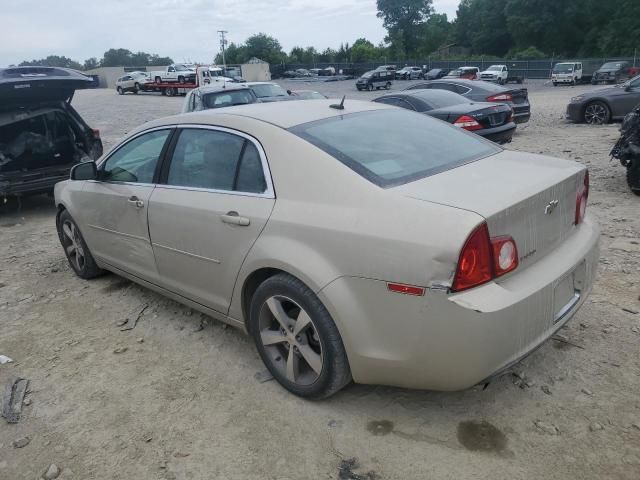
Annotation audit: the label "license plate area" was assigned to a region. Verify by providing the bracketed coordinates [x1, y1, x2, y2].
[552, 261, 585, 324]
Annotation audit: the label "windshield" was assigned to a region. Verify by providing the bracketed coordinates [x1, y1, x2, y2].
[202, 90, 256, 108]
[251, 84, 288, 98]
[488, 66, 502, 71]
[602, 62, 624, 70]
[290, 110, 499, 187]
[553, 64, 574, 73]
[361, 71, 373, 79]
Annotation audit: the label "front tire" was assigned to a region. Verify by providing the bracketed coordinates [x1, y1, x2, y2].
[117, 86, 123, 95]
[385, 82, 391, 90]
[57, 210, 103, 279]
[627, 160, 640, 196]
[249, 273, 351, 399]
[584, 101, 611, 125]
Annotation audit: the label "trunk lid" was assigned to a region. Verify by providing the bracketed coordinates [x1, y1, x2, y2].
[0, 67, 93, 109]
[394, 150, 586, 271]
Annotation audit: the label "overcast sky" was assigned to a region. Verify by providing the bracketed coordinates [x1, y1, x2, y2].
[0, 0, 460, 66]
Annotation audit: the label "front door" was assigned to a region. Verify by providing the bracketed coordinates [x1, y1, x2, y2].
[78, 128, 173, 282]
[148, 127, 275, 314]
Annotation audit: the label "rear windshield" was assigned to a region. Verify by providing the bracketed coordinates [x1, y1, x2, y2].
[202, 90, 256, 108]
[290, 109, 499, 187]
[251, 84, 288, 98]
[411, 90, 468, 108]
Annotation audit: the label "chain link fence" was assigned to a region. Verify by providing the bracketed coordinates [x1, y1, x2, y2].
[272, 57, 639, 80]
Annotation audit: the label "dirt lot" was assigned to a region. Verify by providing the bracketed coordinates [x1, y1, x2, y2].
[1, 80, 639, 480]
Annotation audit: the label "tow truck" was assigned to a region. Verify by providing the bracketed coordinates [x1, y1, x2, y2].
[143, 67, 220, 96]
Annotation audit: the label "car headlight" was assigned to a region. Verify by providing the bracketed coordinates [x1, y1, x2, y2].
[571, 95, 584, 102]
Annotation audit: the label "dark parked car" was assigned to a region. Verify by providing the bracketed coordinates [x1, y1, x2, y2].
[0, 67, 102, 197]
[591, 61, 633, 85]
[356, 70, 394, 91]
[566, 74, 640, 125]
[406, 79, 531, 124]
[425, 68, 447, 80]
[373, 90, 516, 144]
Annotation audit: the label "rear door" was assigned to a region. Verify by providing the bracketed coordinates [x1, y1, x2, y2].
[148, 126, 275, 314]
[78, 128, 173, 282]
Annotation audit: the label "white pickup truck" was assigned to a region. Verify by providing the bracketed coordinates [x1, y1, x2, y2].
[150, 64, 197, 84]
[479, 65, 524, 84]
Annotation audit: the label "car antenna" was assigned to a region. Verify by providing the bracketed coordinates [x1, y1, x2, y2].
[330, 95, 345, 110]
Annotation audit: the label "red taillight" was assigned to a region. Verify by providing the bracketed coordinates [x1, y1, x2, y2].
[452, 223, 494, 292]
[453, 115, 483, 131]
[575, 170, 589, 225]
[452, 223, 519, 292]
[92, 129, 101, 138]
[487, 93, 513, 102]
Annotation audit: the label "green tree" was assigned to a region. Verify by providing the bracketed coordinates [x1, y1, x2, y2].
[377, 0, 434, 57]
[83, 57, 99, 70]
[19, 55, 83, 70]
[244, 33, 285, 65]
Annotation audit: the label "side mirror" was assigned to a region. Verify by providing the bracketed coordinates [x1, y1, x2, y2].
[70, 162, 97, 181]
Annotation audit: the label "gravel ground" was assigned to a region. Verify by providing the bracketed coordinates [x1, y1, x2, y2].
[1, 79, 639, 480]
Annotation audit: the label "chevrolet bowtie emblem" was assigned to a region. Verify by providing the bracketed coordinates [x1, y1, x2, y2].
[545, 200, 559, 215]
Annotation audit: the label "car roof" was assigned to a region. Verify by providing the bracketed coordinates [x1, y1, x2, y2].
[148, 99, 392, 130]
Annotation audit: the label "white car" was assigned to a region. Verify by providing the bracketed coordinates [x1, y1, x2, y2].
[115, 72, 151, 95]
[479, 65, 509, 84]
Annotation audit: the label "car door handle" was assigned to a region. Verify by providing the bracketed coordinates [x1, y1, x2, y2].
[221, 211, 250, 226]
[127, 196, 144, 208]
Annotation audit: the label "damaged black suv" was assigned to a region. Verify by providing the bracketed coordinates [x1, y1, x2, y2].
[0, 66, 102, 197]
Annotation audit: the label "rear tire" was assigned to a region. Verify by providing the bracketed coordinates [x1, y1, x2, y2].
[385, 82, 391, 90]
[117, 87, 123, 95]
[178, 76, 185, 84]
[627, 160, 640, 196]
[249, 273, 352, 399]
[155, 76, 162, 84]
[57, 210, 103, 279]
[584, 101, 611, 125]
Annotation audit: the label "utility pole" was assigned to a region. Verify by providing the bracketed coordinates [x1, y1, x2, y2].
[218, 30, 228, 68]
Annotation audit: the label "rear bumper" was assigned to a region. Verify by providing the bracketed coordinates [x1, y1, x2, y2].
[319, 216, 599, 391]
[513, 110, 530, 124]
[478, 123, 516, 144]
[0, 171, 70, 196]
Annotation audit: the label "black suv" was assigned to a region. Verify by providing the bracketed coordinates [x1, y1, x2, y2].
[592, 61, 633, 85]
[356, 70, 394, 91]
[0, 67, 102, 197]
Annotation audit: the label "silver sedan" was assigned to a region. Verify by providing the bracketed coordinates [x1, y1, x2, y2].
[54, 100, 599, 398]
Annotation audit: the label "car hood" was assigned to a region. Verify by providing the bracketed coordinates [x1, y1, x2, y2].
[0, 67, 92, 108]
[579, 85, 625, 99]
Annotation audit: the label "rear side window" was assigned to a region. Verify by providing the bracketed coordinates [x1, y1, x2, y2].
[290, 110, 499, 188]
[166, 128, 267, 194]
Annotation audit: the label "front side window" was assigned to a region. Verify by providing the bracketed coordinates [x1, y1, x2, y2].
[290, 110, 499, 188]
[101, 129, 171, 183]
[166, 129, 267, 193]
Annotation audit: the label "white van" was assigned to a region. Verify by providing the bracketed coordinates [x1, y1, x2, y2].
[551, 62, 583, 86]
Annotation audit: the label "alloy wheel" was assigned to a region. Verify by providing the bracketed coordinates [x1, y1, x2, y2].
[62, 220, 85, 272]
[585, 104, 608, 125]
[258, 295, 323, 386]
